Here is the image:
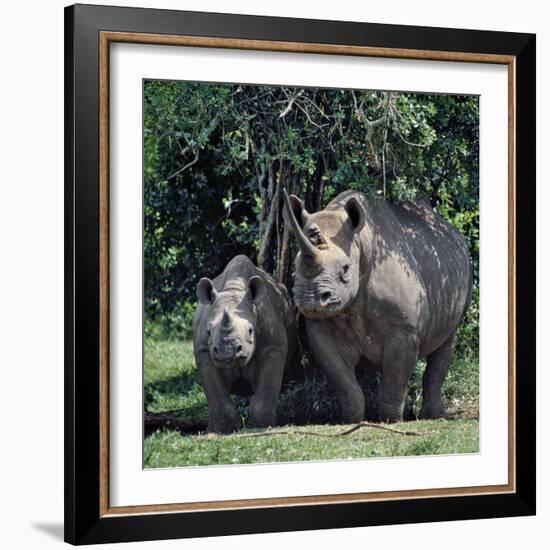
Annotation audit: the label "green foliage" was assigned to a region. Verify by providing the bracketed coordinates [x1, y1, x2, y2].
[455, 286, 480, 358]
[144, 81, 480, 352]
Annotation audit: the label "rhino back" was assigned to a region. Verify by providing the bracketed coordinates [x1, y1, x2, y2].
[368, 197, 471, 353]
[395, 201, 470, 342]
[323, 191, 471, 357]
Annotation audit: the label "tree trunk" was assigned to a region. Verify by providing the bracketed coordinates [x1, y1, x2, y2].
[277, 172, 298, 289]
[274, 157, 285, 273]
[308, 156, 326, 212]
[256, 159, 268, 244]
[257, 163, 277, 274]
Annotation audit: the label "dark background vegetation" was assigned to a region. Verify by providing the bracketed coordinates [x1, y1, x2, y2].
[143, 80, 479, 427]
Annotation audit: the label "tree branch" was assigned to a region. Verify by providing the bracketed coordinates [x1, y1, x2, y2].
[279, 89, 304, 118]
[235, 422, 435, 438]
[166, 150, 200, 180]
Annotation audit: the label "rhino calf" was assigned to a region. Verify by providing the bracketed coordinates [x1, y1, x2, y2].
[193, 255, 296, 433]
[283, 189, 472, 424]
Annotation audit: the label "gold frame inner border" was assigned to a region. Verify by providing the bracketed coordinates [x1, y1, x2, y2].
[98, 31, 517, 518]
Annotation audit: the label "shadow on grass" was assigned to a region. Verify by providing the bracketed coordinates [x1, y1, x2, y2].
[145, 370, 200, 400]
[143, 339, 479, 439]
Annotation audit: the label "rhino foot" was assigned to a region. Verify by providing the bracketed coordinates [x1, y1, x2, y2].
[207, 422, 236, 435]
[248, 418, 274, 429]
[418, 402, 446, 420]
[341, 409, 364, 425]
[378, 404, 404, 424]
[207, 404, 237, 434]
[248, 400, 277, 429]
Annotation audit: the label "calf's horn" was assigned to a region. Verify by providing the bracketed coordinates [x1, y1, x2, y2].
[221, 307, 233, 329]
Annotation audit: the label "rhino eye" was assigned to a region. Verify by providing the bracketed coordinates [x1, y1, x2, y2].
[206, 329, 211, 337]
[340, 264, 351, 283]
[248, 327, 253, 336]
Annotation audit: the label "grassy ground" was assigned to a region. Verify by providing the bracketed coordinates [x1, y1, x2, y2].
[145, 419, 479, 468]
[144, 340, 209, 419]
[144, 338, 479, 468]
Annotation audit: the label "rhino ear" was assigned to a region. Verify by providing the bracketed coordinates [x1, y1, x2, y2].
[344, 196, 365, 233]
[197, 278, 217, 305]
[247, 275, 265, 303]
[283, 193, 310, 229]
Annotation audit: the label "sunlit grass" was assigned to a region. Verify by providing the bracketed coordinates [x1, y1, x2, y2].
[144, 419, 479, 468]
[144, 338, 479, 468]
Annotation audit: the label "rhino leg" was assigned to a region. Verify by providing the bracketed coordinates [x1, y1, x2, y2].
[326, 365, 365, 424]
[379, 329, 418, 423]
[196, 353, 236, 433]
[248, 348, 286, 429]
[307, 324, 364, 424]
[419, 334, 453, 419]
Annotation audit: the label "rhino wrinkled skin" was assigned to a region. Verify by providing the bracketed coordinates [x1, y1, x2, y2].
[193, 255, 296, 433]
[283, 189, 472, 423]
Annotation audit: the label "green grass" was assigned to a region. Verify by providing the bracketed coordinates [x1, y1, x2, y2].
[144, 419, 479, 468]
[144, 339, 209, 419]
[144, 338, 479, 468]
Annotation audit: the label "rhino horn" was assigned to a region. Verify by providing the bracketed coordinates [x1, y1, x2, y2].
[221, 307, 233, 329]
[282, 189, 317, 258]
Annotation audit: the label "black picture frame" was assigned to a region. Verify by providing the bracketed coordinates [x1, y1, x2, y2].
[65, 3, 536, 545]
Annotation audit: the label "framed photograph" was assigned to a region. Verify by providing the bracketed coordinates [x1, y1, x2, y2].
[64, 4, 536, 545]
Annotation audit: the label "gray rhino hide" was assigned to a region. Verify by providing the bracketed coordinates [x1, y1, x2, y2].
[193, 255, 296, 433]
[283, 189, 472, 423]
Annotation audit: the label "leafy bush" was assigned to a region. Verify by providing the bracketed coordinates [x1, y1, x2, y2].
[144, 82, 480, 358]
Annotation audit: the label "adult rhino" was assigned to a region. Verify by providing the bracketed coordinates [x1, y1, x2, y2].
[193, 255, 296, 433]
[282, 189, 472, 423]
